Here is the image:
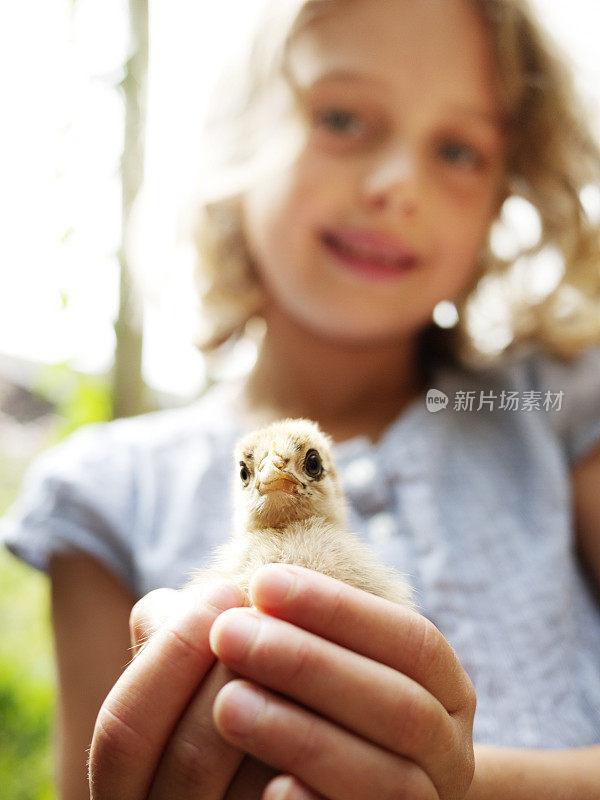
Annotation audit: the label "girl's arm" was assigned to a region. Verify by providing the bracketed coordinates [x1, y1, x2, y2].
[465, 745, 600, 799]
[50, 552, 136, 800]
[572, 441, 600, 590]
[461, 441, 600, 798]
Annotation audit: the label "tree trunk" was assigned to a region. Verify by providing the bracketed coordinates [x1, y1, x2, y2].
[113, 0, 148, 419]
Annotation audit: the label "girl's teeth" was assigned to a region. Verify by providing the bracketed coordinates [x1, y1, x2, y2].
[336, 236, 399, 265]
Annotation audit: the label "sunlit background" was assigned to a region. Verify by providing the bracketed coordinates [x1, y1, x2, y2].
[1, 0, 599, 400]
[0, 3, 598, 797]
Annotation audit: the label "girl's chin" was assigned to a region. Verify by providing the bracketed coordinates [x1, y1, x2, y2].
[288, 307, 424, 346]
[262, 279, 435, 344]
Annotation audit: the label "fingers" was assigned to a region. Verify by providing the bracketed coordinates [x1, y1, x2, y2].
[214, 679, 438, 800]
[89, 580, 244, 800]
[210, 606, 457, 794]
[148, 661, 246, 800]
[249, 564, 475, 719]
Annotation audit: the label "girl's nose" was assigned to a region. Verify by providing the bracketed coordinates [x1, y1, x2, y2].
[362, 147, 419, 215]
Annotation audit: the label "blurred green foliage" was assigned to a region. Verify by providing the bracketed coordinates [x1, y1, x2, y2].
[33, 362, 113, 442]
[0, 362, 114, 799]
[0, 551, 56, 800]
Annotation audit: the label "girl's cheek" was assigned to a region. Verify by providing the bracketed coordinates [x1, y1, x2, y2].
[296, 143, 356, 187]
[433, 168, 496, 207]
[435, 178, 502, 241]
[284, 165, 346, 226]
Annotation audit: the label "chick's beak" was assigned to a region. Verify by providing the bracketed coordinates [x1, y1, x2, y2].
[257, 442, 300, 495]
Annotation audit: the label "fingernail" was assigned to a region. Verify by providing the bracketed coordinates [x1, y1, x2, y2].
[250, 564, 294, 607]
[268, 775, 296, 800]
[209, 608, 259, 661]
[202, 580, 243, 613]
[220, 682, 265, 735]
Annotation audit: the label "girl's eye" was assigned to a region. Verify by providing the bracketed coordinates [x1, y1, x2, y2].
[316, 108, 365, 137]
[437, 141, 482, 169]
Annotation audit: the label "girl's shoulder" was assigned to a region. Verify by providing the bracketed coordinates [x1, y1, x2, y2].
[0, 380, 244, 587]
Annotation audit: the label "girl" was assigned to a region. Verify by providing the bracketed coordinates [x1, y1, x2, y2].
[3, 0, 600, 797]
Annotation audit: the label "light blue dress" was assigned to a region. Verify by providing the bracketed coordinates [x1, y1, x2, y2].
[2, 346, 600, 748]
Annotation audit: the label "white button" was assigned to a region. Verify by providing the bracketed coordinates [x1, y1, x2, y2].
[343, 457, 377, 489]
[368, 512, 396, 542]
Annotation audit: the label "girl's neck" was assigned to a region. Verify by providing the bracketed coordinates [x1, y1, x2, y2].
[240, 304, 427, 443]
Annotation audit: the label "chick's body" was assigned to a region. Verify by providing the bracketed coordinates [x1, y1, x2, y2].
[192, 418, 413, 606]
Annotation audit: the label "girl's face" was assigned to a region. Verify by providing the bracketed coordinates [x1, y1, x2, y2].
[241, 0, 506, 345]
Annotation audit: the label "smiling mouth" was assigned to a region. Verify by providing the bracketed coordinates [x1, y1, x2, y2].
[321, 229, 419, 278]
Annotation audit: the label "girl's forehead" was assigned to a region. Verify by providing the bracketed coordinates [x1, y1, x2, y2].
[287, 0, 501, 116]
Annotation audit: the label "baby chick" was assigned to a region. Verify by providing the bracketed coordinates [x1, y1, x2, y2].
[192, 418, 413, 606]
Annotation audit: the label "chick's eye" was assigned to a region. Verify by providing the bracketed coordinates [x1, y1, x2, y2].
[239, 462, 250, 486]
[304, 449, 323, 478]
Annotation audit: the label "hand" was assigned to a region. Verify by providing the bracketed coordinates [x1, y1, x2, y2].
[209, 564, 476, 800]
[88, 581, 278, 799]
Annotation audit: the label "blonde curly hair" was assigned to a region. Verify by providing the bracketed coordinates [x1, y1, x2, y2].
[189, 0, 600, 373]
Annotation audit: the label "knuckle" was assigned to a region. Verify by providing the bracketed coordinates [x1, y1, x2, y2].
[285, 716, 321, 775]
[389, 685, 433, 750]
[394, 765, 437, 800]
[326, 579, 348, 624]
[251, 618, 317, 687]
[465, 678, 477, 716]
[91, 700, 150, 767]
[281, 633, 318, 686]
[453, 672, 477, 723]
[162, 624, 207, 662]
[312, 576, 348, 631]
[408, 614, 440, 676]
[379, 761, 432, 800]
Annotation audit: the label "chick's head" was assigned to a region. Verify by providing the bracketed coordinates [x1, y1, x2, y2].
[233, 418, 347, 531]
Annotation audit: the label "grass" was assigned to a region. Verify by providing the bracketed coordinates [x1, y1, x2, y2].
[0, 427, 57, 799]
[0, 550, 56, 800]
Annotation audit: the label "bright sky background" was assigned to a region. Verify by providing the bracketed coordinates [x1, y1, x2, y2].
[1, 0, 599, 397]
